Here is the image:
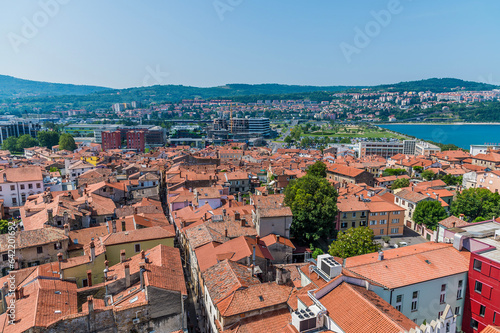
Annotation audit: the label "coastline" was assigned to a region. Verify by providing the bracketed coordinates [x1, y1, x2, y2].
[378, 122, 500, 125]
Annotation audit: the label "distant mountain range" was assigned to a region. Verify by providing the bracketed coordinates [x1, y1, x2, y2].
[0, 75, 497, 104]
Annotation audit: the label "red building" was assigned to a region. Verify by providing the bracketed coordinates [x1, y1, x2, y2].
[462, 242, 500, 333]
[101, 131, 121, 151]
[126, 131, 145, 152]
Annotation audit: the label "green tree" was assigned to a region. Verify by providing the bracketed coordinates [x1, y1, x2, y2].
[0, 220, 9, 234]
[391, 178, 410, 190]
[311, 247, 324, 259]
[421, 170, 436, 181]
[16, 134, 38, 151]
[2, 137, 18, 152]
[328, 227, 381, 258]
[412, 166, 424, 173]
[450, 188, 500, 222]
[413, 201, 448, 230]
[306, 161, 327, 178]
[284, 174, 338, 243]
[284, 135, 293, 145]
[382, 168, 406, 177]
[38, 131, 60, 148]
[59, 133, 76, 151]
[440, 174, 463, 186]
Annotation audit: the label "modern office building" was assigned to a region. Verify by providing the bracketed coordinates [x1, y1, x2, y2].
[207, 117, 271, 142]
[0, 120, 41, 145]
[358, 140, 440, 158]
[247, 117, 271, 137]
[101, 131, 122, 151]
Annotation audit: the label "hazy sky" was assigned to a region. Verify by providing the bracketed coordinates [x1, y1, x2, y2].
[1, 0, 499, 89]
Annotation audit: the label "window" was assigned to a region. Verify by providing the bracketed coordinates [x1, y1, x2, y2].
[0, 186, 2, 191]
[341, 222, 348, 229]
[395, 295, 402, 311]
[479, 305, 486, 317]
[370, 220, 377, 225]
[82, 279, 88, 287]
[361, 212, 366, 218]
[2, 254, 7, 261]
[438, 311, 443, 318]
[411, 291, 419, 311]
[21, 194, 26, 203]
[475, 281, 483, 294]
[455, 307, 460, 315]
[342, 212, 347, 218]
[380, 212, 387, 216]
[494, 312, 497, 324]
[473, 259, 482, 272]
[440, 284, 446, 303]
[28, 184, 33, 189]
[352, 212, 356, 218]
[37, 246, 43, 254]
[20, 184, 25, 190]
[457, 280, 463, 299]
[470, 319, 478, 330]
[360, 221, 367, 226]
[392, 219, 399, 224]
[10, 185, 15, 191]
[12, 197, 17, 205]
[380, 229, 385, 235]
[36, 183, 41, 188]
[380, 220, 387, 225]
[370, 212, 378, 216]
[134, 244, 141, 253]
[391, 228, 399, 234]
[351, 222, 356, 228]
[393, 211, 400, 215]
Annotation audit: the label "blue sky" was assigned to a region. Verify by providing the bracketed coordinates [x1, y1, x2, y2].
[0, 0, 499, 89]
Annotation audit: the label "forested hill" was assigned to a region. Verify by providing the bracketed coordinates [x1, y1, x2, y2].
[0, 75, 110, 99]
[367, 78, 497, 93]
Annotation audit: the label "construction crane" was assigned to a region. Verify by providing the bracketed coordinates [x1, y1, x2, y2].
[230, 103, 233, 134]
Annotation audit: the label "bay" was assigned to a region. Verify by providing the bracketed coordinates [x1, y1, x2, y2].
[378, 124, 500, 150]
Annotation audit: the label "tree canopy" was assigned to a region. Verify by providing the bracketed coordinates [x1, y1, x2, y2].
[382, 168, 406, 177]
[284, 174, 338, 244]
[328, 227, 381, 258]
[421, 170, 436, 181]
[413, 200, 448, 230]
[391, 178, 410, 190]
[450, 188, 500, 222]
[306, 161, 327, 178]
[1, 135, 38, 153]
[59, 133, 76, 151]
[38, 131, 60, 148]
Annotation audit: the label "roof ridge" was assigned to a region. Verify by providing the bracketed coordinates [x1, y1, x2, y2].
[347, 282, 410, 331]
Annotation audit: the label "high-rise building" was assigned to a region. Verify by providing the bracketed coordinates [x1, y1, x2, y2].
[126, 131, 145, 152]
[247, 117, 271, 137]
[0, 120, 41, 145]
[101, 131, 121, 151]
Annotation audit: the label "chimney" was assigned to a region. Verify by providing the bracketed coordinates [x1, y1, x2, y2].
[228, 199, 232, 208]
[90, 241, 95, 262]
[140, 250, 145, 259]
[87, 296, 94, 314]
[139, 263, 146, 289]
[120, 249, 126, 263]
[63, 223, 69, 236]
[104, 260, 109, 271]
[63, 211, 68, 224]
[14, 287, 24, 300]
[225, 228, 228, 238]
[111, 220, 117, 233]
[238, 192, 242, 203]
[452, 222, 456, 228]
[87, 270, 93, 287]
[57, 252, 63, 275]
[276, 268, 283, 285]
[124, 263, 131, 288]
[234, 211, 240, 220]
[459, 214, 464, 220]
[378, 251, 384, 261]
[241, 218, 245, 227]
[252, 245, 256, 276]
[47, 209, 53, 225]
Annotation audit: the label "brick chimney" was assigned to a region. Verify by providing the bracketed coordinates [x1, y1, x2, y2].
[120, 249, 126, 263]
[63, 224, 69, 237]
[89, 241, 95, 262]
[87, 296, 94, 314]
[14, 287, 24, 300]
[140, 250, 145, 260]
[124, 263, 131, 288]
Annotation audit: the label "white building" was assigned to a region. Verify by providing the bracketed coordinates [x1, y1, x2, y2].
[0, 166, 44, 207]
[65, 160, 95, 184]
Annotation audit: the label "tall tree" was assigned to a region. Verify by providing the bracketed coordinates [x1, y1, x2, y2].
[413, 201, 448, 230]
[2, 137, 18, 152]
[421, 170, 436, 181]
[38, 131, 60, 148]
[59, 133, 76, 151]
[450, 188, 500, 222]
[328, 227, 381, 258]
[16, 134, 38, 150]
[306, 161, 327, 178]
[284, 174, 338, 243]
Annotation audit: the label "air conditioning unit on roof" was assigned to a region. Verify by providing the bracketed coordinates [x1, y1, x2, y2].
[317, 254, 342, 279]
[292, 308, 317, 332]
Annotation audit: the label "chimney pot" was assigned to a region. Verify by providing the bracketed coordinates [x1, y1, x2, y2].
[120, 249, 126, 263]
